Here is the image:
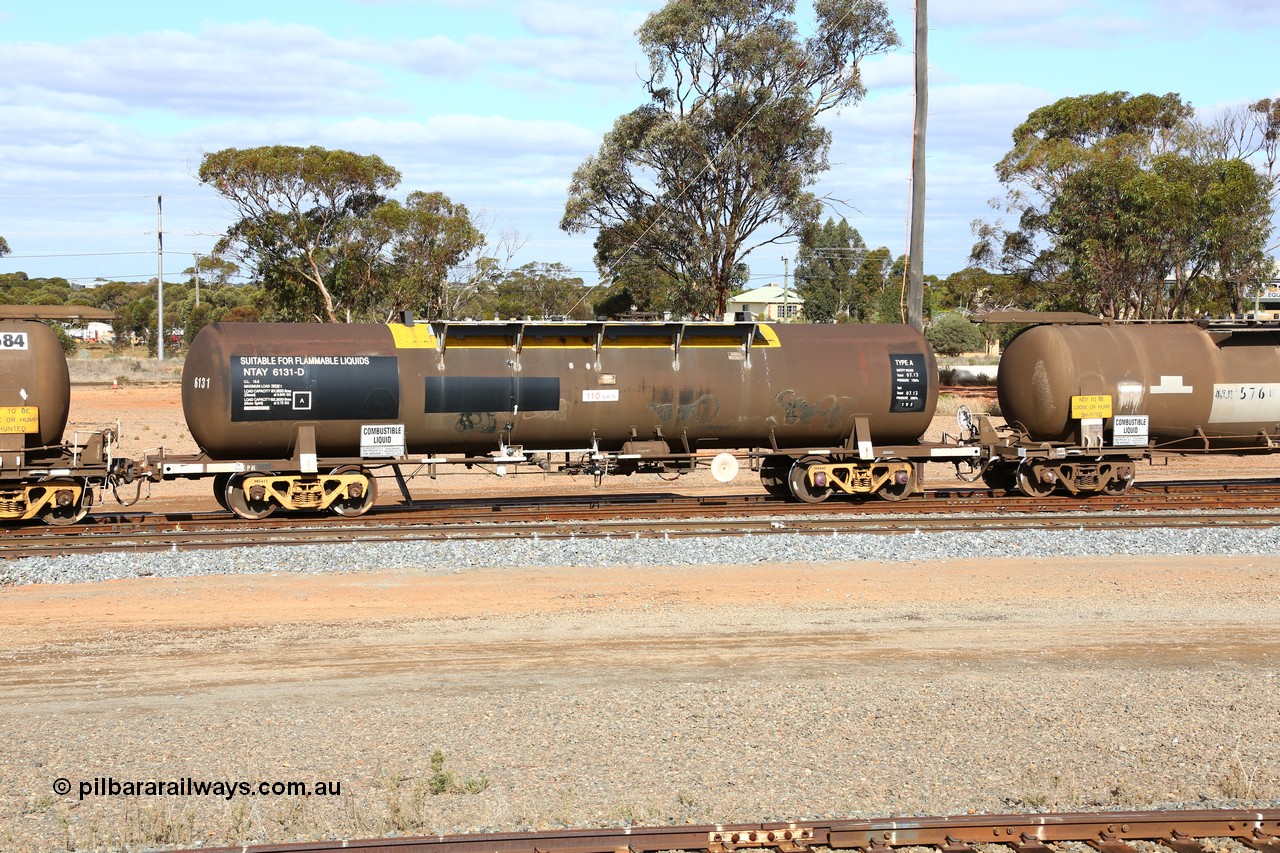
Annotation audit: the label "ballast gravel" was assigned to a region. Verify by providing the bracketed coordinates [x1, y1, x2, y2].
[5, 522, 1280, 586]
[2, 523, 1278, 852]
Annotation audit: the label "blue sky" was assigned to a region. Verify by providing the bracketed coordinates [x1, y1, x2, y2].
[1, 0, 1277, 290]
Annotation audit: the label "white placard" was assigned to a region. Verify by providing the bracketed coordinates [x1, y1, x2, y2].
[361, 423, 405, 458]
[1111, 415, 1148, 447]
[0, 331, 30, 350]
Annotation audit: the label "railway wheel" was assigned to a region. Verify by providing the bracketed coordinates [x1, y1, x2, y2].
[787, 456, 832, 504]
[877, 462, 916, 502]
[212, 472, 232, 512]
[329, 466, 377, 517]
[980, 463, 1017, 493]
[38, 478, 90, 526]
[759, 455, 794, 499]
[224, 473, 276, 520]
[1101, 469, 1135, 496]
[1016, 462, 1057, 498]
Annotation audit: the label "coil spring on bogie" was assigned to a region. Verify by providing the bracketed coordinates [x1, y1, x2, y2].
[849, 468, 874, 490]
[1076, 467, 1100, 487]
[290, 482, 324, 509]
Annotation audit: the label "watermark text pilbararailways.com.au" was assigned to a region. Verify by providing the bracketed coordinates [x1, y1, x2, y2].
[53, 777, 342, 801]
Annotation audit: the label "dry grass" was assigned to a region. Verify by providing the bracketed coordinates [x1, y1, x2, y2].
[67, 351, 184, 385]
[935, 393, 1001, 418]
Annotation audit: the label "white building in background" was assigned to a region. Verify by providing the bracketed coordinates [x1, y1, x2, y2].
[724, 284, 803, 322]
[65, 321, 115, 342]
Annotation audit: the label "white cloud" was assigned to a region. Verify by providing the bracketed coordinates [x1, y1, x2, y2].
[926, 0, 1094, 27]
[1160, 0, 1280, 29]
[517, 2, 652, 40]
[0, 23, 394, 118]
[384, 35, 485, 78]
[859, 53, 915, 90]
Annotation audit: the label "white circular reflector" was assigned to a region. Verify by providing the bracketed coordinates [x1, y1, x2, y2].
[710, 452, 739, 483]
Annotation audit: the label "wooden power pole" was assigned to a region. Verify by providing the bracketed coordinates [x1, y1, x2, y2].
[906, 0, 928, 332]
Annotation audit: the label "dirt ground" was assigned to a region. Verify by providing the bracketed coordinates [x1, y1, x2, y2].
[4, 556, 1279, 698]
[1, 383, 1274, 851]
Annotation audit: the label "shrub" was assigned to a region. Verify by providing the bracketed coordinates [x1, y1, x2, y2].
[926, 313, 984, 356]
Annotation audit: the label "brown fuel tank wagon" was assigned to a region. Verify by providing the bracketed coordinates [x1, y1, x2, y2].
[998, 322, 1280, 449]
[0, 313, 131, 524]
[960, 316, 1280, 498]
[162, 319, 946, 517]
[181, 320, 938, 456]
[0, 319, 71, 454]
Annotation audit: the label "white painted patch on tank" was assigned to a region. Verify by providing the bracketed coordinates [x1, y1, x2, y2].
[1115, 381, 1144, 413]
[1209, 382, 1280, 423]
[1031, 359, 1054, 411]
[1149, 375, 1192, 394]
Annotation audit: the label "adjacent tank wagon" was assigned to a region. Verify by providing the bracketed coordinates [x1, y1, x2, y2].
[971, 316, 1280, 497]
[0, 316, 128, 524]
[0, 319, 71, 454]
[999, 322, 1280, 448]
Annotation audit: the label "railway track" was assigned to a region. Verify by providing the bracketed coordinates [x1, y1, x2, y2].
[165, 809, 1280, 853]
[6, 479, 1280, 559]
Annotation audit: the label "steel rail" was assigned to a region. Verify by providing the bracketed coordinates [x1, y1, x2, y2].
[164, 808, 1280, 853]
[8, 480, 1280, 559]
[12, 481, 1280, 560]
[6, 506, 1280, 560]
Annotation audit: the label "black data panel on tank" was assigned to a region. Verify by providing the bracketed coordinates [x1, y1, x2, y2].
[889, 353, 928, 413]
[424, 376, 561, 413]
[230, 355, 400, 422]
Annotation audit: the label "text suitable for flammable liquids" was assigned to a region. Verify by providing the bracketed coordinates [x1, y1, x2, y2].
[53, 776, 342, 801]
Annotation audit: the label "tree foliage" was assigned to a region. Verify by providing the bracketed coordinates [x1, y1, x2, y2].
[794, 218, 866, 321]
[375, 191, 485, 320]
[199, 145, 402, 322]
[973, 91, 1274, 319]
[926, 312, 985, 356]
[0, 235, 10, 257]
[200, 146, 502, 323]
[562, 0, 899, 318]
[932, 267, 1034, 315]
[490, 262, 593, 320]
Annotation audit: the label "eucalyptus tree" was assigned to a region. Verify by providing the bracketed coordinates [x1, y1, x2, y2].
[199, 145, 401, 322]
[973, 92, 1273, 319]
[794, 218, 866, 321]
[375, 191, 485, 321]
[562, 0, 899, 318]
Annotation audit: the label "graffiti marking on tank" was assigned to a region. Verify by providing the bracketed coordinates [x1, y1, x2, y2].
[1149, 375, 1193, 394]
[522, 402, 568, 422]
[648, 394, 721, 424]
[774, 390, 851, 429]
[455, 412, 498, 433]
[1031, 360, 1055, 413]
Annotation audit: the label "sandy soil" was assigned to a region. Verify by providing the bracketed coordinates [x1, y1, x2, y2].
[4, 556, 1278, 702]
[1, 553, 1278, 852]
[1, 383, 1272, 852]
